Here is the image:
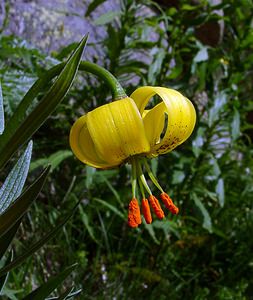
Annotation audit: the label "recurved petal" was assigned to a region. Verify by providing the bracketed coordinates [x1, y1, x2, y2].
[131, 86, 196, 155]
[142, 103, 166, 150]
[87, 97, 150, 166]
[153, 88, 196, 154]
[69, 115, 113, 169]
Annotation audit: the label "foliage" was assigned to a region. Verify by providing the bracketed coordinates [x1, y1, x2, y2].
[0, 0, 253, 299]
[0, 36, 87, 298]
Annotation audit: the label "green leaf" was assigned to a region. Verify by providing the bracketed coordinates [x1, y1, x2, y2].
[85, 0, 107, 17]
[231, 108, 240, 141]
[192, 194, 212, 233]
[0, 251, 13, 295]
[85, 166, 96, 189]
[93, 198, 125, 219]
[0, 81, 4, 135]
[0, 219, 22, 260]
[30, 150, 72, 172]
[1, 70, 37, 117]
[62, 288, 82, 299]
[0, 141, 33, 214]
[182, 4, 198, 10]
[216, 178, 225, 207]
[0, 201, 79, 277]
[148, 48, 166, 84]
[22, 264, 77, 300]
[54, 287, 82, 300]
[0, 166, 50, 239]
[192, 127, 205, 157]
[79, 206, 99, 244]
[47, 286, 82, 300]
[46, 287, 82, 300]
[208, 92, 227, 127]
[55, 286, 77, 300]
[0, 35, 88, 170]
[94, 11, 121, 25]
[143, 222, 159, 245]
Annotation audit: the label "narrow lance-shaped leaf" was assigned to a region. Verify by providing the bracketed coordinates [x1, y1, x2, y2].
[0, 251, 13, 295]
[46, 287, 82, 300]
[85, 0, 107, 16]
[0, 81, 4, 135]
[0, 35, 88, 170]
[216, 178, 225, 207]
[29, 150, 72, 172]
[0, 219, 22, 260]
[22, 264, 77, 300]
[58, 288, 82, 299]
[79, 206, 99, 244]
[0, 201, 79, 277]
[0, 166, 50, 238]
[231, 108, 240, 141]
[93, 198, 125, 219]
[0, 141, 33, 214]
[192, 193, 213, 233]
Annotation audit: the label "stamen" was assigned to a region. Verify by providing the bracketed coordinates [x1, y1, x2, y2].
[135, 159, 152, 195]
[142, 198, 152, 224]
[128, 198, 142, 227]
[131, 158, 137, 198]
[148, 195, 165, 219]
[143, 159, 164, 193]
[160, 193, 179, 215]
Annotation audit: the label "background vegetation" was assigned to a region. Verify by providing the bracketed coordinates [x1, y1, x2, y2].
[0, 0, 253, 299]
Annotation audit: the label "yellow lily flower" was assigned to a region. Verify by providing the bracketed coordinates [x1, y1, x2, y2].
[70, 86, 196, 227]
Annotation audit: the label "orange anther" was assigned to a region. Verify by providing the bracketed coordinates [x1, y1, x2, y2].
[148, 195, 164, 219]
[141, 199, 152, 224]
[128, 198, 142, 227]
[160, 193, 179, 215]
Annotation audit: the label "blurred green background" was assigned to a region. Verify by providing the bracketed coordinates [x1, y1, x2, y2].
[0, 0, 253, 299]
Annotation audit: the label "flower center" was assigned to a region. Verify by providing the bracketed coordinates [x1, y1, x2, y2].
[127, 156, 179, 228]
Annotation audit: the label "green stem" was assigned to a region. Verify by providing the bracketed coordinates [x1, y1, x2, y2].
[143, 159, 164, 193]
[131, 159, 137, 198]
[49, 61, 127, 100]
[136, 159, 152, 195]
[1, 61, 126, 154]
[138, 177, 146, 199]
[80, 62, 126, 99]
[14, 61, 126, 131]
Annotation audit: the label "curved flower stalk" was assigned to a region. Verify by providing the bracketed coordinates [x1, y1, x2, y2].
[70, 86, 196, 227]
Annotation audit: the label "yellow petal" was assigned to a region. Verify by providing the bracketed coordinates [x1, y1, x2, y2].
[69, 115, 112, 168]
[131, 86, 196, 155]
[87, 97, 150, 166]
[142, 103, 166, 150]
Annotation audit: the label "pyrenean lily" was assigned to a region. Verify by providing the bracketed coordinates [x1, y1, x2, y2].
[70, 86, 196, 227]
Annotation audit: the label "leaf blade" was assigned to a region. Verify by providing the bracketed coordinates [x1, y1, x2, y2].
[0, 35, 88, 170]
[0, 166, 50, 238]
[0, 201, 79, 277]
[0, 141, 33, 214]
[192, 194, 213, 233]
[0, 251, 13, 295]
[0, 219, 22, 260]
[0, 81, 4, 135]
[22, 264, 77, 300]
